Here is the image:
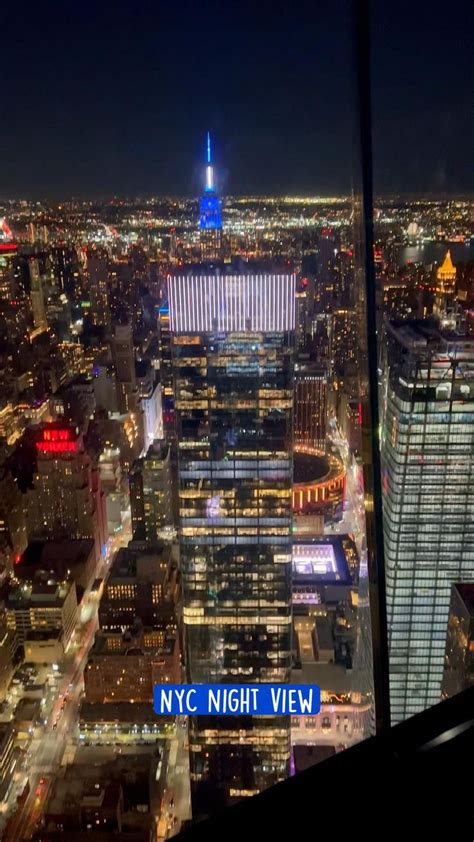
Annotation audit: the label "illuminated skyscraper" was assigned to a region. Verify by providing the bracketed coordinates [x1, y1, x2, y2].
[113, 323, 137, 413]
[380, 321, 474, 722]
[29, 257, 48, 333]
[169, 266, 295, 818]
[294, 360, 327, 449]
[25, 424, 107, 560]
[434, 249, 457, 326]
[129, 441, 173, 542]
[87, 246, 111, 329]
[158, 300, 175, 443]
[199, 132, 223, 261]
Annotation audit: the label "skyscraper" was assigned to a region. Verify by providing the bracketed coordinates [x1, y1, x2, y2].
[129, 441, 173, 543]
[25, 424, 107, 560]
[113, 323, 137, 413]
[87, 246, 111, 329]
[169, 266, 295, 817]
[294, 361, 327, 449]
[29, 257, 48, 333]
[434, 250, 457, 326]
[199, 133, 223, 261]
[380, 320, 474, 722]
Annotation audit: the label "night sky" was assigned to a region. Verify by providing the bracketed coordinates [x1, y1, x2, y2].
[1, 0, 472, 199]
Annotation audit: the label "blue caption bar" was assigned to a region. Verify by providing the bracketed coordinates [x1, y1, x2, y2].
[153, 684, 320, 716]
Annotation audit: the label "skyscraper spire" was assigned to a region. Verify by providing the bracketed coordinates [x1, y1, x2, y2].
[199, 132, 222, 260]
[205, 131, 215, 192]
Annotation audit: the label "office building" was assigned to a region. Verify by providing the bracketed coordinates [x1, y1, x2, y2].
[28, 257, 48, 333]
[442, 583, 474, 699]
[84, 624, 180, 703]
[0, 453, 27, 570]
[25, 425, 107, 559]
[199, 133, 223, 261]
[87, 246, 111, 328]
[6, 578, 78, 648]
[294, 361, 327, 449]
[169, 266, 295, 817]
[434, 250, 457, 326]
[98, 544, 176, 632]
[136, 359, 162, 444]
[129, 441, 173, 542]
[0, 611, 15, 702]
[113, 323, 137, 413]
[380, 321, 474, 722]
[0, 239, 18, 301]
[15, 537, 98, 592]
[158, 301, 175, 443]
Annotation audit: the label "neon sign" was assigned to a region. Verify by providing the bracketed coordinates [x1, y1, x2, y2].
[37, 428, 77, 453]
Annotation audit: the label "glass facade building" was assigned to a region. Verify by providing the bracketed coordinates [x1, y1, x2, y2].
[169, 267, 295, 817]
[380, 320, 474, 722]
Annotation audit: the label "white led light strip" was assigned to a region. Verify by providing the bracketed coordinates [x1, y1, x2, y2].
[168, 273, 296, 333]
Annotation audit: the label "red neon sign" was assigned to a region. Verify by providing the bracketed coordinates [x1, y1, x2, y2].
[37, 441, 77, 453]
[37, 428, 77, 453]
[43, 429, 71, 441]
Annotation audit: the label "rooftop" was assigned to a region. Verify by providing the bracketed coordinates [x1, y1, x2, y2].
[108, 545, 171, 584]
[292, 536, 353, 584]
[16, 539, 95, 577]
[293, 452, 330, 484]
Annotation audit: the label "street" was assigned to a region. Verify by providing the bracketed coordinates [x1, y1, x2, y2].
[2, 512, 132, 841]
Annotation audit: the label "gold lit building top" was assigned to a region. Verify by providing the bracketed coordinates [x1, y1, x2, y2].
[437, 250, 456, 286]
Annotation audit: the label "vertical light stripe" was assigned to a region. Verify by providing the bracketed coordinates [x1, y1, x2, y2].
[168, 274, 295, 332]
[168, 275, 174, 331]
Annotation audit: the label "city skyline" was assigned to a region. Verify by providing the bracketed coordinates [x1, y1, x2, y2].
[0, 5, 472, 834]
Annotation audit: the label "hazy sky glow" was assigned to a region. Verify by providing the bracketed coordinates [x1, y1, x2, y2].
[1, 0, 472, 198]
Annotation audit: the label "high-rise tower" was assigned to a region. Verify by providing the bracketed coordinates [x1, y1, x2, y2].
[380, 320, 474, 722]
[169, 266, 295, 818]
[434, 249, 457, 326]
[199, 132, 223, 261]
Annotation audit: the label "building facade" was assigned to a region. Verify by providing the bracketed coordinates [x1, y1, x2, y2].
[294, 361, 327, 449]
[380, 321, 474, 722]
[87, 246, 111, 329]
[84, 627, 180, 703]
[129, 442, 173, 542]
[169, 268, 295, 817]
[25, 425, 106, 559]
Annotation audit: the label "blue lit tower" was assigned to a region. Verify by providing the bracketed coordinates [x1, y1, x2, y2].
[199, 132, 223, 261]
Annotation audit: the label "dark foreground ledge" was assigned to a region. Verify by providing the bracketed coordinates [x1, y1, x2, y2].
[177, 687, 474, 840]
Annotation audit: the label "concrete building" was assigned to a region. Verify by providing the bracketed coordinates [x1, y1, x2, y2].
[14, 538, 97, 592]
[25, 424, 107, 561]
[113, 324, 136, 414]
[24, 628, 65, 664]
[6, 578, 78, 648]
[98, 544, 176, 632]
[84, 625, 180, 703]
[87, 246, 111, 329]
[0, 613, 15, 702]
